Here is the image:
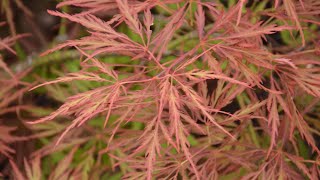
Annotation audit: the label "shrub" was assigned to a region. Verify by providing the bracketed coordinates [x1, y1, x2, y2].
[2, 0, 320, 179]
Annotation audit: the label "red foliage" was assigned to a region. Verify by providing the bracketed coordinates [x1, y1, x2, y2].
[25, 0, 320, 179]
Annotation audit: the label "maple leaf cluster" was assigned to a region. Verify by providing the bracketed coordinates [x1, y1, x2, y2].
[1, 0, 320, 179]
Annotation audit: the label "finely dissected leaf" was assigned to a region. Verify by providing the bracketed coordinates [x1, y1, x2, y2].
[176, 77, 235, 139]
[24, 156, 42, 180]
[266, 76, 281, 155]
[151, 4, 187, 61]
[185, 69, 249, 87]
[143, 8, 154, 45]
[195, 2, 205, 39]
[145, 124, 160, 180]
[283, 0, 305, 46]
[48, 10, 116, 33]
[116, 0, 143, 38]
[23, 0, 320, 179]
[50, 147, 77, 180]
[215, 23, 293, 40]
[57, 0, 118, 15]
[236, 0, 246, 26]
[30, 72, 110, 91]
